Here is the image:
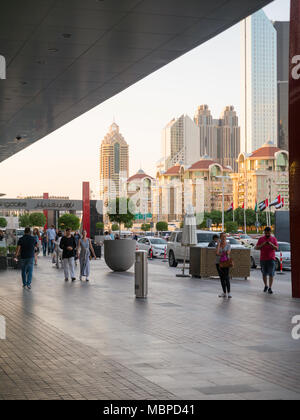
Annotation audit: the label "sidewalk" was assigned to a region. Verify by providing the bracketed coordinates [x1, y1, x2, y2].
[0, 256, 299, 400]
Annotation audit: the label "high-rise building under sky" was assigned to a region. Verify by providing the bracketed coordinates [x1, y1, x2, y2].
[241, 10, 278, 154]
[273, 21, 290, 151]
[100, 122, 129, 203]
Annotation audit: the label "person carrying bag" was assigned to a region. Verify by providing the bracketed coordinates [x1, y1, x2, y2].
[216, 233, 232, 299]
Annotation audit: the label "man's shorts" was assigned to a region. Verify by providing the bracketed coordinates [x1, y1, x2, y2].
[261, 260, 276, 277]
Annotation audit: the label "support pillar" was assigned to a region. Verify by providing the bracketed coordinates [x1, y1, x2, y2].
[43, 193, 49, 230]
[289, 0, 300, 298]
[82, 182, 90, 238]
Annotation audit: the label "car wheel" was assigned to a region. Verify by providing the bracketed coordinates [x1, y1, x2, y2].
[276, 258, 281, 271]
[251, 257, 257, 269]
[169, 251, 178, 267]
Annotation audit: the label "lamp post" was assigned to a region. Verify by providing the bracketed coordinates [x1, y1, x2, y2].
[216, 176, 231, 232]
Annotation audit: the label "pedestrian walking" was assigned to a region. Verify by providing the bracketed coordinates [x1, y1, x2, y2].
[216, 233, 232, 299]
[104, 231, 112, 241]
[53, 231, 63, 266]
[208, 234, 219, 248]
[47, 225, 56, 255]
[15, 227, 38, 290]
[109, 230, 115, 240]
[59, 228, 77, 282]
[41, 229, 48, 256]
[255, 227, 279, 294]
[77, 230, 96, 282]
[33, 228, 40, 266]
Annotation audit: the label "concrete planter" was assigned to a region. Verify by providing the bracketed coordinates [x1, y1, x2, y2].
[104, 240, 136, 272]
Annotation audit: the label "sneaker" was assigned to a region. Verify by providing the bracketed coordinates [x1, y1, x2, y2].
[72, 278, 76, 282]
[228, 294, 232, 299]
[264, 286, 268, 293]
[268, 288, 273, 295]
[65, 278, 69, 282]
[27, 285, 31, 290]
[86, 279, 89, 282]
[219, 293, 227, 298]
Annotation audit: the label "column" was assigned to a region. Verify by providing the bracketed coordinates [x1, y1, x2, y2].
[289, 0, 300, 298]
[43, 193, 49, 230]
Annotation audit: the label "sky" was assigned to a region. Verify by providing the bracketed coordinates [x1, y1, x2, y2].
[0, 0, 290, 199]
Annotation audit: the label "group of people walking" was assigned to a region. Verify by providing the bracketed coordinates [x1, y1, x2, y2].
[16, 227, 97, 289]
[208, 227, 279, 298]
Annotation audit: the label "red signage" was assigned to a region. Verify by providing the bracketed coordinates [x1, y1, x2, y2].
[82, 182, 90, 237]
[43, 193, 49, 230]
[289, 0, 300, 298]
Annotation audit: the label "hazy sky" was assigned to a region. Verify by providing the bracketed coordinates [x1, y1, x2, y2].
[0, 0, 290, 199]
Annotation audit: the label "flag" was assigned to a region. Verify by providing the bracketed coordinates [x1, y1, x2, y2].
[258, 199, 268, 212]
[226, 203, 234, 213]
[254, 201, 258, 213]
[242, 203, 245, 209]
[275, 197, 285, 210]
[269, 195, 281, 207]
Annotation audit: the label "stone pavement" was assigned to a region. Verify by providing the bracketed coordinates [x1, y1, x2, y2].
[0, 255, 299, 400]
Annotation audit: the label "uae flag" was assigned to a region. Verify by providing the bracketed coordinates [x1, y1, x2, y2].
[269, 195, 281, 207]
[275, 197, 285, 210]
[226, 203, 234, 213]
[258, 199, 269, 212]
[254, 201, 258, 213]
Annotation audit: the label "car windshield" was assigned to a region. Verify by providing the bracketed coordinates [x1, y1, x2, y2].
[151, 239, 167, 245]
[240, 235, 250, 239]
[197, 233, 215, 243]
[278, 243, 290, 252]
[227, 238, 240, 244]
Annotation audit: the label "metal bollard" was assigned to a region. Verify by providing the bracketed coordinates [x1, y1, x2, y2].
[135, 251, 148, 298]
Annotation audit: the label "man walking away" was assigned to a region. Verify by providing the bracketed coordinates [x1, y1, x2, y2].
[15, 227, 37, 290]
[60, 228, 77, 282]
[47, 225, 56, 255]
[255, 227, 279, 294]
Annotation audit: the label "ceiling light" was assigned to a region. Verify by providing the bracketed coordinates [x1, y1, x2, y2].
[48, 48, 58, 52]
[62, 33, 72, 39]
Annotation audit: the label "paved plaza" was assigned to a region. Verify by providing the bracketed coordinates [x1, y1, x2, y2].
[0, 255, 299, 400]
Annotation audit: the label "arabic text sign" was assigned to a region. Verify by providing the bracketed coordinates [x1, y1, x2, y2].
[0, 199, 83, 211]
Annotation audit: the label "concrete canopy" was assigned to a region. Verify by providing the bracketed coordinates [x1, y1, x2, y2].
[0, 0, 272, 162]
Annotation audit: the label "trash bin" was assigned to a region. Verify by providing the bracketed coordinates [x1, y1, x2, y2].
[135, 251, 148, 298]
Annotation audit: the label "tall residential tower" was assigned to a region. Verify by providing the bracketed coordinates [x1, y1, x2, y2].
[241, 10, 278, 154]
[100, 122, 129, 204]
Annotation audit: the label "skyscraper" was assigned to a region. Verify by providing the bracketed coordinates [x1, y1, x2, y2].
[100, 122, 129, 204]
[194, 105, 218, 159]
[273, 21, 290, 151]
[241, 10, 278, 154]
[217, 106, 241, 172]
[160, 114, 200, 171]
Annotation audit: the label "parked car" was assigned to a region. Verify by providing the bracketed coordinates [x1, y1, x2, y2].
[136, 237, 168, 258]
[236, 234, 258, 247]
[250, 242, 291, 271]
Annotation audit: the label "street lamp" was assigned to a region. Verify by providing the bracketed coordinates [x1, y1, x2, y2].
[216, 176, 231, 232]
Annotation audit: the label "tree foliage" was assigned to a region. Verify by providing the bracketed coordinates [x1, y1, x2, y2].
[29, 213, 46, 227]
[141, 224, 151, 232]
[0, 217, 7, 228]
[225, 221, 238, 233]
[108, 198, 135, 227]
[58, 214, 80, 231]
[19, 214, 31, 228]
[156, 221, 168, 232]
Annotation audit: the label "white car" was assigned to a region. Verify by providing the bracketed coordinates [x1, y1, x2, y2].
[137, 237, 168, 258]
[237, 234, 258, 247]
[251, 242, 291, 271]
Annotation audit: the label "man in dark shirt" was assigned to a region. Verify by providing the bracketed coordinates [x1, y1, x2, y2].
[16, 227, 38, 290]
[59, 228, 77, 282]
[208, 235, 219, 248]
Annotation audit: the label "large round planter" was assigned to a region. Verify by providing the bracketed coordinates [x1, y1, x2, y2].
[104, 240, 136, 272]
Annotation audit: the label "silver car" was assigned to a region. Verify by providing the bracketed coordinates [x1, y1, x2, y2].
[137, 237, 168, 258]
[251, 242, 291, 271]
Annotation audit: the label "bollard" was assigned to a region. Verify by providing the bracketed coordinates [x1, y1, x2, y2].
[149, 248, 153, 260]
[162, 246, 168, 263]
[135, 251, 148, 298]
[278, 252, 285, 275]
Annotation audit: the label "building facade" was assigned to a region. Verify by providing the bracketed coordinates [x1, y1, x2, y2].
[160, 115, 200, 172]
[217, 106, 240, 172]
[155, 158, 233, 223]
[194, 105, 218, 159]
[231, 142, 289, 211]
[127, 170, 154, 222]
[100, 122, 129, 205]
[241, 10, 278, 154]
[273, 21, 290, 151]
